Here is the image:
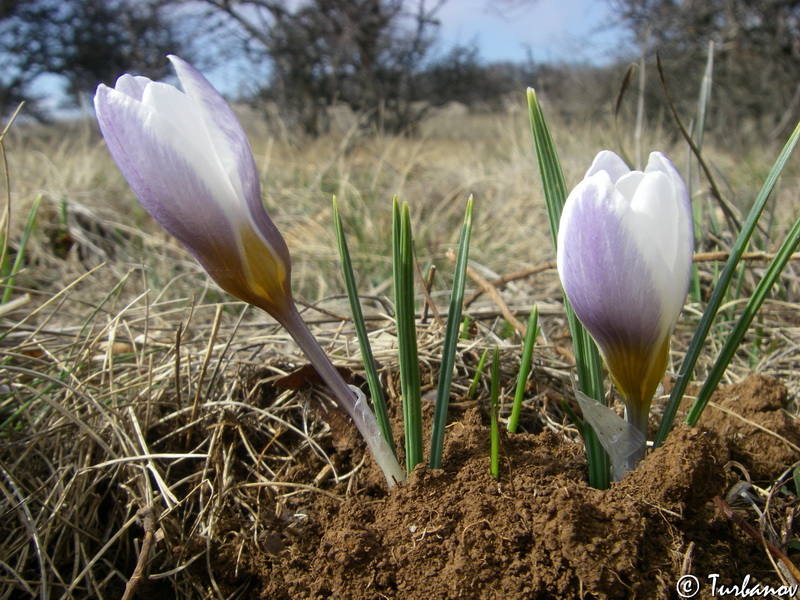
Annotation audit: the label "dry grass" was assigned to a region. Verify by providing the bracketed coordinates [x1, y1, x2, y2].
[1, 102, 800, 597]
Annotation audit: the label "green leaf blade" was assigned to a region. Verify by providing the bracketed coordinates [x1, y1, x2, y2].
[332, 196, 396, 455]
[430, 196, 474, 469]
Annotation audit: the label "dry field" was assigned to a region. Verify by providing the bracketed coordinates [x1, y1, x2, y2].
[2, 100, 800, 597]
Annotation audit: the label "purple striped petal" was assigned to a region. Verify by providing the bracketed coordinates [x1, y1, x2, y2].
[167, 56, 260, 223]
[558, 173, 665, 353]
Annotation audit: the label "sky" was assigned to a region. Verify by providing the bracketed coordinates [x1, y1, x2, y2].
[435, 0, 625, 65]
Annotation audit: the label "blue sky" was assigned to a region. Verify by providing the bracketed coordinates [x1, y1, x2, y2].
[436, 0, 625, 65]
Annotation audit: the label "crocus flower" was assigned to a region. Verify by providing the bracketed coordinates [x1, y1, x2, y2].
[94, 55, 405, 486]
[557, 150, 693, 463]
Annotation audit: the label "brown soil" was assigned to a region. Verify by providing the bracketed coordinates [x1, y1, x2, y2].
[177, 374, 800, 599]
[687, 374, 800, 481]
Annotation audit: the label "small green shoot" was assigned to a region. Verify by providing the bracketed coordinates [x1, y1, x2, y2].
[490, 346, 500, 480]
[2, 194, 42, 304]
[393, 197, 423, 471]
[508, 305, 538, 433]
[460, 316, 472, 340]
[467, 348, 490, 399]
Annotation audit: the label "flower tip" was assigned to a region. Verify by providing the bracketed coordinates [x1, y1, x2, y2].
[585, 150, 631, 181]
[93, 83, 107, 102]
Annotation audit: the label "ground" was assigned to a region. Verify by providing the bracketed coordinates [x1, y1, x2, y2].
[152, 373, 800, 599]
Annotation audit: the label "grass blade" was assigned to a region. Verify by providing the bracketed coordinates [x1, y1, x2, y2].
[508, 305, 538, 433]
[688, 41, 715, 304]
[686, 215, 800, 425]
[695, 40, 714, 154]
[429, 196, 474, 469]
[490, 346, 500, 480]
[393, 198, 422, 471]
[527, 87, 610, 489]
[2, 194, 42, 304]
[467, 348, 490, 399]
[654, 118, 800, 447]
[332, 196, 396, 455]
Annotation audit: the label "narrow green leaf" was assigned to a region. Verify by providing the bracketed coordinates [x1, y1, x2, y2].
[490, 346, 500, 480]
[393, 198, 422, 471]
[467, 348, 490, 399]
[687, 215, 800, 425]
[695, 40, 714, 154]
[508, 305, 538, 433]
[654, 119, 800, 447]
[332, 196, 396, 455]
[688, 40, 713, 306]
[3, 194, 41, 304]
[430, 196, 473, 469]
[527, 87, 610, 489]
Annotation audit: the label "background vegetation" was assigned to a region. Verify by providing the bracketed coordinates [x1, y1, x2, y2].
[2, 0, 799, 140]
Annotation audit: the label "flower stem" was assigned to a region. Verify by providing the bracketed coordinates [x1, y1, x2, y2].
[621, 402, 649, 477]
[276, 305, 406, 487]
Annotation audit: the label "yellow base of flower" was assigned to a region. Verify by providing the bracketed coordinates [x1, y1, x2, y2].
[605, 335, 671, 418]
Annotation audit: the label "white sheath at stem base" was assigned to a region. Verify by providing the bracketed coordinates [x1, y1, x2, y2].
[277, 305, 406, 487]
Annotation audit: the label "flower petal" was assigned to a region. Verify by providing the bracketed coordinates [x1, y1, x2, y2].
[168, 56, 257, 206]
[114, 74, 151, 100]
[558, 174, 665, 345]
[96, 84, 235, 238]
[585, 150, 630, 183]
[646, 151, 694, 283]
[557, 150, 693, 411]
[167, 55, 291, 273]
[95, 84, 264, 301]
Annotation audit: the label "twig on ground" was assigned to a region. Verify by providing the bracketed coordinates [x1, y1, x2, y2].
[121, 507, 157, 600]
[414, 248, 443, 327]
[713, 496, 800, 584]
[694, 251, 800, 263]
[462, 259, 527, 335]
[464, 261, 556, 308]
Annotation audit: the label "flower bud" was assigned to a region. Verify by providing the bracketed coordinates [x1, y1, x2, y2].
[557, 150, 693, 435]
[94, 55, 293, 317]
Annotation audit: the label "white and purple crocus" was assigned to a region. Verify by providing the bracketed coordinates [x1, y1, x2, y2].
[94, 55, 405, 486]
[557, 150, 693, 469]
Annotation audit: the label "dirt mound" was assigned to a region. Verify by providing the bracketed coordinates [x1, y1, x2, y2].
[691, 374, 800, 481]
[193, 375, 800, 599]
